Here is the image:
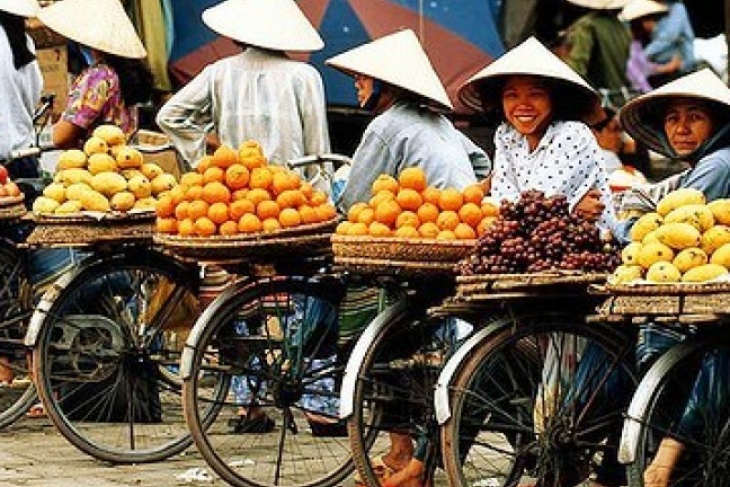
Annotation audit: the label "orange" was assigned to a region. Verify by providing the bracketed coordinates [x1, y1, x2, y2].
[169, 185, 187, 205]
[315, 204, 337, 222]
[229, 199, 255, 221]
[459, 203, 483, 228]
[375, 199, 402, 227]
[396, 188, 423, 212]
[347, 222, 369, 236]
[194, 217, 216, 237]
[174, 201, 190, 220]
[462, 184, 485, 205]
[421, 187, 441, 206]
[436, 230, 456, 240]
[398, 167, 427, 192]
[187, 200, 210, 221]
[225, 164, 250, 190]
[249, 167, 273, 190]
[219, 220, 239, 236]
[300, 181, 313, 200]
[439, 188, 464, 212]
[298, 205, 319, 224]
[368, 221, 391, 237]
[454, 223, 477, 240]
[238, 213, 263, 233]
[279, 208, 302, 228]
[257, 200, 281, 220]
[240, 153, 266, 171]
[370, 190, 396, 208]
[232, 188, 249, 201]
[276, 189, 305, 209]
[310, 190, 328, 206]
[272, 171, 300, 195]
[436, 210, 460, 231]
[357, 207, 376, 226]
[477, 216, 497, 236]
[262, 217, 282, 232]
[202, 181, 232, 204]
[481, 201, 500, 218]
[155, 194, 175, 218]
[347, 202, 370, 223]
[395, 211, 420, 229]
[156, 217, 177, 234]
[203, 166, 225, 184]
[394, 226, 420, 238]
[371, 174, 399, 195]
[246, 188, 271, 206]
[418, 222, 440, 239]
[196, 156, 213, 174]
[180, 172, 204, 187]
[336, 221, 353, 235]
[208, 202, 230, 225]
[417, 203, 440, 224]
[212, 145, 239, 169]
[177, 218, 195, 236]
[185, 185, 204, 202]
[239, 139, 263, 154]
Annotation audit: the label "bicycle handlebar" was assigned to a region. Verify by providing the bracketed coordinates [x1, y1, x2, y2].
[286, 153, 352, 170]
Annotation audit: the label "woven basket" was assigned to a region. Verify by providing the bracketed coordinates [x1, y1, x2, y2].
[605, 282, 730, 295]
[333, 256, 457, 277]
[26, 211, 155, 247]
[455, 272, 607, 298]
[597, 282, 730, 317]
[0, 202, 26, 221]
[154, 219, 337, 262]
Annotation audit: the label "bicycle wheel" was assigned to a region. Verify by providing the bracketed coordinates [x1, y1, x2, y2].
[31, 249, 200, 463]
[441, 313, 636, 487]
[348, 295, 470, 487]
[183, 275, 350, 487]
[626, 338, 730, 487]
[0, 242, 36, 428]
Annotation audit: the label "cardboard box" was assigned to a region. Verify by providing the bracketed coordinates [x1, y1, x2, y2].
[35, 46, 69, 119]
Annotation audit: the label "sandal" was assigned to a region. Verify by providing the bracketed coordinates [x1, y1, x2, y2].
[26, 403, 45, 419]
[227, 414, 275, 434]
[354, 457, 397, 487]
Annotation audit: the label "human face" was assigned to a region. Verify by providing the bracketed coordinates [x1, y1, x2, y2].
[355, 74, 375, 108]
[593, 116, 624, 153]
[664, 100, 715, 156]
[501, 76, 553, 150]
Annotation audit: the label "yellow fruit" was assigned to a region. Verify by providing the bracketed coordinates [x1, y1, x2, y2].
[707, 199, 730, 225]
[65, 182, 92, 201]
[116, 147, 144, 169]
[672, 247, 708, 273]
[141, 163, 164, 180]
[646, 261, 681, 283]
[87, 153, 118, 175]
[92, 124, 126, 146]
[700, 225, 730, 255]
[56, 168, 93, 186]
[90, 171, 128, 197]
[608, 265, 643, 284]
[709, 243, 730, 268]
[630, 212, 663, 242]
[151, 174, 177, 195]
[656, 188, 706, 216]
[642, 230, 660, 245]
[42, 183, 67, 203]
[57, 149, 87, 170]
[54, 200, 83, 214]
[681, 263, 729, 283]
[83, 136, 109, 156]
[134, 197, 157, 210]
[32, 196, 60, 214]
[120, 169, 144, 180]
[127, 175, 152, 199]
[655, 222, 701, 250]
[110, 191, 136, 212]
[621, 242, 643, 266]
[638, 242, 675, 269]
[79, 190, 110, 212]
[663, 204, 714, 232]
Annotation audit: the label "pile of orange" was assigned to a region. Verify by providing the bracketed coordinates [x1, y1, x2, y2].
[155, 141, 336, 237]
[335, 167, 499, 240]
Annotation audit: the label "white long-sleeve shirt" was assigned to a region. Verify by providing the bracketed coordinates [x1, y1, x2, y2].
[157, 47, 330, 170]
[0, 28, 42, 161]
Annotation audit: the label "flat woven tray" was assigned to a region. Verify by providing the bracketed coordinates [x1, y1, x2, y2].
[604, 282, 730, 295]
[0, 202, 26, 220]
[154, 218, 337, 262]
[596, 282, 730, 317]
[455, 271, 607, 296]
[26, 211, 155, 247]
[334, 256, 457, 277]
[331, 234, 475, 264]
[0, 195, 25, 207]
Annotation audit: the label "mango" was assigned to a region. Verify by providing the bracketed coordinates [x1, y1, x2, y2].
[65, 182, 92, 202]
[32, 196, 60, 214]
[707, 199, 730, 225]
[91, 172, 127, 197]
[87, 153, 118, 175]
[121, 169, 145, 180]
[127, 175, 152, 199]
[56, 168, 93, 186]
[609, 265, 643, 284]
[92, 124, 126, 146]
[638, 242, 675, 269]
[151, 174, 177, 195]
[42, 183, 67, 203]
[709, 243, 730, 268]
[57, 149, 87, 170]
[700, 225, 730, 255]
[133, 197, 157, 210]
[83, 136, 109, 156]
[642, 230, 660, 245]
[656, 188, 706, 216]
[621, 242, 643, 266]
[79, 190, 110, 212]
[141, 163, 164, 180]
[655, 222, 701, 250]
[664, 204, 714, 232]
[681, 263, 729, 283]
[110, 192, 136, 212]
[116, 147, 144, 169]
[646, 261, 681, 283]
[54, 200, 83, 214]
[672, 247, 708, 273]
[630, 212, 663, 242]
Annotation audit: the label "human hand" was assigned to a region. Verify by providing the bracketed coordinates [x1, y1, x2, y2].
[574, 188, 604, 222]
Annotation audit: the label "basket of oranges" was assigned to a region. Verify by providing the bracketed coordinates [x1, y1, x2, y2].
[332, 168, 498, 276]
[153, 142, 339, 263]
[0, 166, 26, 221]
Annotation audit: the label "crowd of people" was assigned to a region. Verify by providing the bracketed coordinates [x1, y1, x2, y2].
[0, 0, 726, 486]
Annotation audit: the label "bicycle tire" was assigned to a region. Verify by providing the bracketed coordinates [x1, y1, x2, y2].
[183, 275, 352, 487]
[626, 337, 730, 487]
[441, 313, 636, 487]
[32, 248, 200, 463]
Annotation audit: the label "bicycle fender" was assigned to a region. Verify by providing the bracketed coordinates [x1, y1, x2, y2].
[619, 339, 710, 464]
[25, 265, 82, 347]
[339, 298, 411, 420]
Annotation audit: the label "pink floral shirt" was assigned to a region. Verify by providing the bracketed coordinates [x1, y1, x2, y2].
[62, 63, 136, 138]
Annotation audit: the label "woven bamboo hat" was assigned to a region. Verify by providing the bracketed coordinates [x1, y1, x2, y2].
[619, 0, 668, 22]
[458, 36, 602, 124]
[202, 0, 323, 52]
[566, 0, 632, 10]
[620, 69, 730, 155]
[0, 0, 39, 17]
[38, 0, 146, 59]
[325, 29, 453, 110]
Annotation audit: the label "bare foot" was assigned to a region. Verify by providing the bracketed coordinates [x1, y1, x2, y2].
[644, 464, 672, 487]
[382, 458, 425, 487]
[644, 437, 685, 487]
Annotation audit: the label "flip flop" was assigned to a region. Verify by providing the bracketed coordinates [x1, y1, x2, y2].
[26, 403, 45, 419]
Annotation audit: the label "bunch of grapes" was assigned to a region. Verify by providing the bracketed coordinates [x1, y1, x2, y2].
[458, 191, 619, 275]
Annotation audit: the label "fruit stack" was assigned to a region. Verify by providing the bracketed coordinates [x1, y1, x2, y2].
[458, 190, 620, 275]
[611, 188, 730, 284]
[32, 125, 177, 215]
[0, 165, 23, 201]
[155, 141, 337, 237]
[334, 167, 498, 240]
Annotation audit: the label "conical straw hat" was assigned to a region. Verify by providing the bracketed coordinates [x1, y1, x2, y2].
[203, 0, 323, 52]
[0, 0, 39, 17]
[38, 0, 146, 59]
[566, 0, 632, 10]
[620, 69, 730, 155]
[619, 0, 668, 22]
[458, 36, 602, 124]
[325, 29, 453, 110]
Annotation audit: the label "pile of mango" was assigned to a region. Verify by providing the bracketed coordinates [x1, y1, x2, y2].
[611, 188, 730, 284]
[33, 125, 177, 215]
[155, 141, 337, 237]
[335, 168, 498, 240]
